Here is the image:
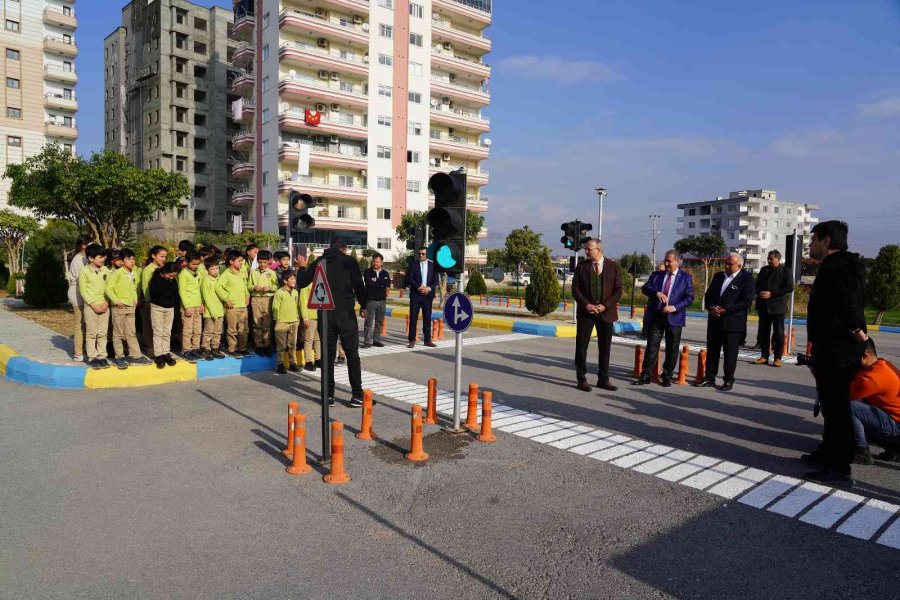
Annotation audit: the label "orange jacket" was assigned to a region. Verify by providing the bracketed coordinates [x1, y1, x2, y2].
[850, 359, 900, 422]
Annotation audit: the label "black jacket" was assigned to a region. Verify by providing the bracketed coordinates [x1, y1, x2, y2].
[149, 272, 179, 308]
[297, 248, 367, 312]
[704, 270, 755, 332]
[363, 267, 391, 302]
[755, 264, 794, 315]
[807, 251, 867, 355]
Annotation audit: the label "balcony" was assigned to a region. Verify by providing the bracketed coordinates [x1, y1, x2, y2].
[279, 143, 368, 170]
[43, 92, 78, 111]
[430, 47, 490, 79]
[279, 41, 369, 77]
[232, 162, 254, 179]
[232, 188, 254, 207]
[45, 121, 78, 140]
[230, 71, 254, 95]
[241, 99, 255, 121]
[429, 165, 489, 187]
[430, 75, 489, 107]
[277, 173, 367, 202]
[233, 130, 255, 150]
[233, 14, 255, 42]
[428, 193, 489, 212]
[43, 7, 77, 30]
[277, 209, 368, 232]
[279, 108, 368, 140]
[44, 36, 78, 58]
[232, 42, 255, 69]
[279, 74, 368, 109]
[431, 18, 491, 54]
[432, 0, 492, 26]
[429, 132, 490, 160]
[429, 105, 490, 133]
[279, 9, 369, 47]
[44, 64, 77, 84]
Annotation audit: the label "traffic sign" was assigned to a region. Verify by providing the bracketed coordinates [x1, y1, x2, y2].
[444, 292, 473, 333]
[491, 267, 505, 283]
[307, 261, 335, 310]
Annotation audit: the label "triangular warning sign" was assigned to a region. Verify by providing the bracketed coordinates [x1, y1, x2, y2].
[307, 261, 335, 310]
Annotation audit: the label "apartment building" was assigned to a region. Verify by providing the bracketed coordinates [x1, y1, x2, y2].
[0, 0, 78, 209]
[676, 189, 819, 271]
[104, 0, 241, 238]
[231, 0, 491, 261]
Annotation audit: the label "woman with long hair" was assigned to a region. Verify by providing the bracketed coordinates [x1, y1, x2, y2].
[67, 234, 93, 362]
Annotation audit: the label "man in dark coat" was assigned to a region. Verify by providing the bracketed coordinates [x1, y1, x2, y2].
[407, 247, 439, 348]
[696, 253, 755, 391]
[572, 239, 623, 392]
[753, 249, 794, 367]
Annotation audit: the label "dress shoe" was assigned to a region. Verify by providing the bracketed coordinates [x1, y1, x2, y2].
[753, 357, 768, 365]
[660, 377, 672, 388]
[853, 447, 874, 465]
[632, 376, 651, 386]
[596, 381, 618, 392]
[575, 380, 592, 392]
[801, 447, 827, 464]
[362, 342, 372, 348]
[804, 468, 854, 489]
[877, 445, 900, 462]
[424, 341, 437, 347]
[408, 341, 416, 348]
[772, 359, 783, 367]
[695, 379, 716, 388]
[373, 341, 384, 348]
[718, 381, 734, 391]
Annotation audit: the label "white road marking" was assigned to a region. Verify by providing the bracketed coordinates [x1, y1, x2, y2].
[656, 455, 720, 483]
[569, 434, 630, 456]
[767, 482, 831, 518]
[799, 490, 867, 529]
[530, 424, 593, 444]
[876, 517, 900, 550]
[610, 445, 676, 469]
[632, 450, 695, 475]
[549, 431, 614, 450]
[738, 476, 802, 509]
[591, 440, 654, 463]
[708, 468, 771, 499]
[836, 499, 899, 540]
[680, 462, 745, 490]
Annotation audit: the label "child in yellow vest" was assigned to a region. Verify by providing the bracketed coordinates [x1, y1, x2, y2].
[79, 244, 111, 370]
[248, 249, 278, 355]
[216, 249, 251, 357]
[104, 248, 150, 368]
[177, 250, 205, 363]
[273, 271, 301, 374]
[200, 257, 226, 359]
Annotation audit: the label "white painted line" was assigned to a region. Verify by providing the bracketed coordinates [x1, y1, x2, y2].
[569, 434, 630, 456]
[799, 490, 867, 529]
[492, 412, 539, 427]
[492, 415, 537, 430]
[738, 476, 802, 509]
[488, 408, 527, 421]
[632, 450, 695, 475]
[707, 468, 771, 500]
[498, 418, 553, 433]
[530, 424, 591, 444]
[592, 440, 654, 463]
[514, 423, 566, 439]
[836, 499, 899, 540]
[549, 430, 614, 450]
[655, 455, 719, 482]
[767, 482, 830, 518]
[680, 462, 745, 490]
[610, 444, 675, 469]
[876, 516, 900, 550]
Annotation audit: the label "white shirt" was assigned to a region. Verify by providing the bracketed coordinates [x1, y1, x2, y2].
[592, 259, 603, 275]
[419, 260, 429, 291]
[719, 272, 737, 297]
[661, 269, 678, 294]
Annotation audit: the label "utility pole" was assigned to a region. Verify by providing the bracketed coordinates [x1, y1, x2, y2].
[649, 214, 661, 265]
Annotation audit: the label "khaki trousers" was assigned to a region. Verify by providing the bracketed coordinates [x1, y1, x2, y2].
[150, 304, 174, 358]
[250, 296, 273, 349]
[83, 307, 110, 360]
[72, 304, 87, 358]
[202, 316, 223, 351]
[141, 303, 154, 357]
[181, 307, 202, 351]
[225, 307, 249, 352]
[274, 321, 299, 358]
[302, 319, 320, 362]
[111, 305, 142, 359]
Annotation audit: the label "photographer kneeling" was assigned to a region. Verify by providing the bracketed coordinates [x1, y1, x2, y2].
[849, 338, 900, 464]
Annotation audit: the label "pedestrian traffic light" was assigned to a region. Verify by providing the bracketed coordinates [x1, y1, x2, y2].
[426, 170, 466, 274]
[288, 190, 318, 238]
[560, 220, 593, 250]
[405, 223, 426, 251]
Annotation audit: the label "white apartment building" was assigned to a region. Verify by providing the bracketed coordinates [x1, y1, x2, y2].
[0, 0, 78, 209]
[676, 189, 819, 271]
[230, 0, 491, 261]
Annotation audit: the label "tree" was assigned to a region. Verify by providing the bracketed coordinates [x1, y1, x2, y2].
[525, 246, 560, 316]
[5, 145, 190, 247]
[673, 234, 726, 309]
[23, 247, 67, 308]
[25, 219, 80, 266]
[395, 209, 484, 244]
[0, 209, 39, 275]
[465, 268, 487, 295]
[505, 226, 543, 294]
[868, 244, 900, 325]
[485, 248, 509, 269]
[619, 252, 654, 275]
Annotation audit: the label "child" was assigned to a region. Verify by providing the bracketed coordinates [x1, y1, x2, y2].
[298, 273, 320, 372]
[274, 251, 291, 278]
[176, 239, 194, 262]
[272, 270, 301, 374]
[148, 262, 179, 369]
[240, 244, 259, 281]
[107, 248, 123, 271]
[67, 234, 92, 363]
[248, 249, 278, 356]
[200, 257, 226, 360]
[141, 245, 169, 356]
[177, 250, 204, 363]
[105, 248, 150, 369]
[79, 244, 111, 370]
[216, 249, 251, 357]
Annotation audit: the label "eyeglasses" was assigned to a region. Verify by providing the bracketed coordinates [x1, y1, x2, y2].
[418, 253, 426, 256]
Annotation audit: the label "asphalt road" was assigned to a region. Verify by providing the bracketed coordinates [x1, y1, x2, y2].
[2, 321, 899, 599]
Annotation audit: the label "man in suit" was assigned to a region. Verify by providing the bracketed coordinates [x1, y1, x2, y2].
[752, 249, 794, 367]
[408, 247, 439, 348]
[572, 239, 623, 392]
[696, 253, 755, 391]
[635, 250, 694, 387]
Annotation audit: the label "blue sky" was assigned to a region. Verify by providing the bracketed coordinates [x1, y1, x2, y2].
[75, 1, 900, 257]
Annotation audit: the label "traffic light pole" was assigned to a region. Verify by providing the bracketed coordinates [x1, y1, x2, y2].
[572, 219, 580, 324]
[318, 261, 331, 464]
[450, 272, 465, 432]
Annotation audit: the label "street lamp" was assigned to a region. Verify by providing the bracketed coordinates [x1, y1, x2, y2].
[595, 187, 607, 242]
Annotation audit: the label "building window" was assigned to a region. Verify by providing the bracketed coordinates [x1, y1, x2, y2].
[7, 107, 21, 118]
[176, 107, 188, 123]
[6, 20, 20, 33]
[177, 207, 188, 220]
[194, 17, 207, 31]
[175, 9, 188, 25]
[377, 115, 392, 126]
[377, 176, 391, 190]
[407, 150, 420, 163]
[262, 138, 269, 154]
[773, 220, 779, 228]
[194, 113, 206, 127]
[408, 92, 422, 103]
[263, 203, 270, 217]
[377, 208, 391, 220]
[727, 219, 735, 227]
[688, 222, 696, 229]
[762, 219, 768, 227]
[409, 3, 424, 18]
[377, 237, 392, 250]
[728, 204, 736, 212]
[262, 75, 269, 92]
[194, 42, 207, 55]
[263, 171, 269, 186]
[338, 175, 355, 188]
[379, 24, 393, 39]
[6, 48, 20, 60]
[687, 208, 696, 216]
[378, 85, 392, 97]
[7, 136, 22, 147]
[176, 132, 188, 147]
[377, 145, 391, 159]
[194, 137, 206, 150]
[378, 53, 392, 66]
[6, 77, 19, 89]
[786, 208, 792, 215]
[176, 82, 187, 98]
[377, 0, 393, 8]
[763, 205, 768, 213]
[175, 157, 186, 171]
[774, 206, 779, 214]
[194, 185, 206, 198]
[408, 121, 422, 135]
[194, 90, 206, 103]
[263, 12, 270, 28]
[407, 180, 421, 193]
[262, 107, 270, 122]
[409, 62, 422, 76]
[262, 44, 269, 60]
[409, 33, 423, 47]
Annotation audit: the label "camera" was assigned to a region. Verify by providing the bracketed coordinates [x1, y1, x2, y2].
[796, 353, 812, 366]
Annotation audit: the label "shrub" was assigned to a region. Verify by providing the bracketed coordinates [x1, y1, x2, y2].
[465, 269, 487, 295]
[525, 246, 560, 316]
[7, 272, 25, 296]
[23, 249, 68, 307]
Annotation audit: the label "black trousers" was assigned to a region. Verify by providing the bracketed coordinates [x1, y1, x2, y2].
[642, 314, 682, 379]
[575, 314, 614, 383]
[757, 308, 785, 360]
[409, 293, 433, 342]
[324, 308, 362, 398]
[813, 349, 863, 474]
[706, 321, 742, 383]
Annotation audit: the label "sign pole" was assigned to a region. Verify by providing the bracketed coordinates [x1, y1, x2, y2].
[319, 261, 330, 463]
[442, 283, 472, 433]
[452, 273, 465, 431]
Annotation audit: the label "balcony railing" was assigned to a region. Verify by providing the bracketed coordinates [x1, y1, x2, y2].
[281, 141, 368, 160]
[281, 8, 370, 34]
[431, 47, 489, 69]
[43, 92, 77, 105]
[280, 41, 368, 66]
[280, 74, 367, 98]
[432, 17, 489, 41]
[279, 108, 366, 128]
[430, 105, 489, 124]
[281, 174, 367, 190]
[430, 74, 489, 95]
[429, 131, 489, 149]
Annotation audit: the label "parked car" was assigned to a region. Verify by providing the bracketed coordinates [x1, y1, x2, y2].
[510, 272, 531, 286]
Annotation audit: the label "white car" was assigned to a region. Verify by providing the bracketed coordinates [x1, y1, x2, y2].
[511, 272, 531, 286]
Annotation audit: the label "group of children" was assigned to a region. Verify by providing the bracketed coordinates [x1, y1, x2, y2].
[74, 240, 326, 374]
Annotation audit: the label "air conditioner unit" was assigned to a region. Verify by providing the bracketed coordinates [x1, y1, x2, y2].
[329, 72, 339, 81]
[315, 8, 325, 17]
[281, 171, 292, 179]
[448, 73, 456, 82]
[331, 103, 340, 111]
[318, 70, 329, 79]
[317, 38, 328, 48]
[441, 153, 450, 162]
[442, 97, 451, 105]
[288, 69, 297, 78]
[352, 15, 362, 24]
[329, 135, 339, 144]
[314, 135, 326, 143]
[315, 103, 326, 111]
[430, 158, 440, 167]
[442, 42, 452, 51]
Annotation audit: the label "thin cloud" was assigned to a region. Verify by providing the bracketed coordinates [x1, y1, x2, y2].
[495, 55, 620, 83]
[858, 96, 900, 119]
[768, 130, 844, 158]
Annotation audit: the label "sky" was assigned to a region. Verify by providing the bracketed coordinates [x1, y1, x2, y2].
[75, 0, 900, 258]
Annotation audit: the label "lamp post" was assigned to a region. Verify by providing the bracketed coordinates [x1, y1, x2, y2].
[595, 187, 607, 242]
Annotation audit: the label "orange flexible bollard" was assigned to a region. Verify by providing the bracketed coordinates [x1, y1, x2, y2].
[465, 383, 479, 431]
[424, 378, 438, 425]
[695, 349, 707, 383]
[652, 351, 662, 384]
[677, 345, 689, 385]
[791, 327, 796, 347]
[633, 346, 644, 378]
[356, 389, 375, 440]
[782, 336, 789, 357]
[399, 289, 404, 298]
[282, 401, 300, 458]
[323, 421, 350, 484]
[519, 297, 524, 308]
[286, 414, 312, 475]
[506, 297, 510, 308]
[478, 391, 496, 442]
[431, 320, 438, 340]
[406, 405, 429, 461]
[438, 319, 444, 340]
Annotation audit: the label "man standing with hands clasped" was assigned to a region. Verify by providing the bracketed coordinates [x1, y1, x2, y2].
[753, 250, 794, 367]
[362, 252, 391, 348]
[572, 239, 623, 392]
[408, 247, 439, 348]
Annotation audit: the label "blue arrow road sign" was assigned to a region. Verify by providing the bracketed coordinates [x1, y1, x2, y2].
[444, 292, 473, 333]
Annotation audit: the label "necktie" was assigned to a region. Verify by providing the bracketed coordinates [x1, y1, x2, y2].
[662, 273, 672, 297]
[594, 262, 600, 276]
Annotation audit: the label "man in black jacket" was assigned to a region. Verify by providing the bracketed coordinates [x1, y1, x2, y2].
[753, 250, 794, 367]
[362, 252, 391, 348]
[802, 220, 868, 488]
[697, 253, 755, 391]
[296, 238, 368, 407]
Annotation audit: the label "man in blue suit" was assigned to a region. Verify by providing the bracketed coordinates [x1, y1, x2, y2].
[408, 247, 439, 348]
[635, 250, 695, 387]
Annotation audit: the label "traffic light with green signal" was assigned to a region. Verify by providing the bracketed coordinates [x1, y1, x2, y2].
[426, 170, 467, 274]
[560, 220, 593, 250]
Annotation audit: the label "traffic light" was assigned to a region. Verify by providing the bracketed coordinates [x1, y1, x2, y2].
[426, 170, 466, 274]
[784, 233, 804, 282]
[405, 223, 426, 251]
[560, 220, 593, 250]
[288, 190, 318, 239]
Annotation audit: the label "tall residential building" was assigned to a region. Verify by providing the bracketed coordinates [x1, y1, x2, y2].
[676, 189, 819, 271]
[230, 0, 491, 261]
[104, 0, 241, 238]
[0, 0, 78, 209]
